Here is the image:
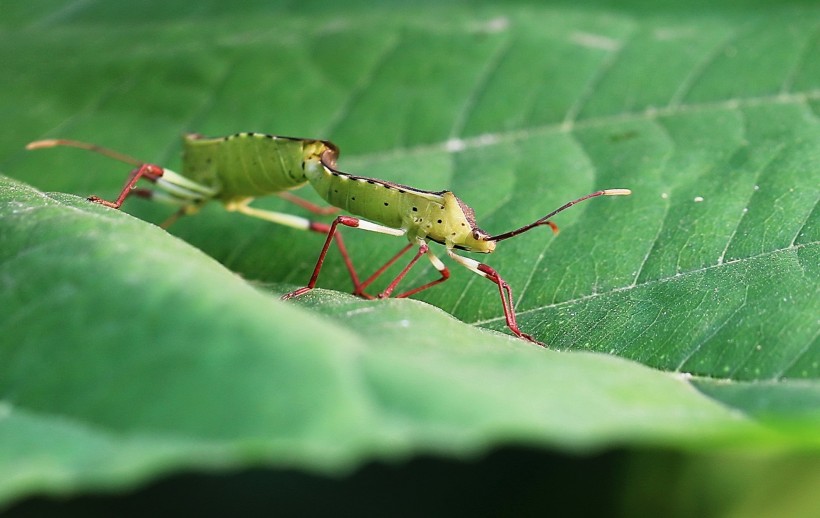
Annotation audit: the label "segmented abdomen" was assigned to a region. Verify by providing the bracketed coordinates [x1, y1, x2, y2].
[182, 133, 326, 199]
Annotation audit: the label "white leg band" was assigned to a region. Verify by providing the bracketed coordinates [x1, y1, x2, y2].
[355, 219, 407, 237]
[446, 249, 488, 278]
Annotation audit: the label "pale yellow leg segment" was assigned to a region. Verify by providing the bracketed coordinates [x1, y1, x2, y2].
[227, 200, 364, 292]
[445, 248, 487, 277]
[225, 198, 313, 231]
[351, 218, 407, 237]
[426, 247, 448, 273]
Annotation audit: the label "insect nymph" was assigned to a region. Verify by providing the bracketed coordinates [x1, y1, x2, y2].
[285, 147, 631, 346]
[28, 133, 630, 346]
[26, 133, 362, 289]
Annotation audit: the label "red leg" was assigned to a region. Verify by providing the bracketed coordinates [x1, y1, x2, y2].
[384, 244, 451, 299]
[88, 163, 164, 209]
[394, 265, 450, 298]
[130, 188, 155, 199]
[355, 243, 414, 298]
[477, 263, 545, 347]
[283, 215, 361, 300]
[279, 191, 339, 215]
[226, 201, 361, 291]
[377, 244, 429, 298]
[308, 220, 361, 293]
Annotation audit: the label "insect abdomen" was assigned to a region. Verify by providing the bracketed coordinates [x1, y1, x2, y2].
[182, 133, 325, 199]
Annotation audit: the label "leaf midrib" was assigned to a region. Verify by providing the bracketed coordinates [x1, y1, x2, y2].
[471, 240, 818, 326]
[343, 90, 820, 167]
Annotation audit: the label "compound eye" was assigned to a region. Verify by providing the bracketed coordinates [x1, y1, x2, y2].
[472, 230, 481, 240]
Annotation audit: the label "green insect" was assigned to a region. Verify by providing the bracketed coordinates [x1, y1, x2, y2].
[26, 133, 362, 288]
[284, 147, 631, 346]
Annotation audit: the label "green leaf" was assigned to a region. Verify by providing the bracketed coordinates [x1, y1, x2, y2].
[1, 0, 818, 509]
[0, 175, 798, 506]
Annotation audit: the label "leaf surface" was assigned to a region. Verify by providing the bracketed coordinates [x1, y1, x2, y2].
[1, 0, 818, 507]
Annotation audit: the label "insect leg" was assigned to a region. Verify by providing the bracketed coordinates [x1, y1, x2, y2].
[283, 216, 406, 300]
[278, 192, 339, 215]
[355, 243, 414, 298]
[26, 137, 217, 225]
[120, 187, 204, 228]
[376, 241, 429, 299]
[382, 244, 451, 299]
[228, 199, 332, 231]
[86, 162, 213, 227]
[446, 249, 544, 347]
[227, 201, 362, 291]
[87, 163, 164, 209]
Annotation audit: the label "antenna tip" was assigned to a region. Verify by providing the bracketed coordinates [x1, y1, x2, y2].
[603, 188, 631, 196]
[26, 139, 61, 150]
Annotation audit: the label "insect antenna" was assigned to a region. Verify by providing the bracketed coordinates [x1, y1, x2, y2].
[26, 139, 144, 167]
[490, 189, 631, 242]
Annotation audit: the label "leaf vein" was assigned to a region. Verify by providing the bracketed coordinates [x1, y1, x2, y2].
[349, 90, 820, 164]
[448, 36, 512, 140]
[719, 143, 787, 264]
[560, 30, 632, 131]
[320, 33, 403, 138]
[666, 23, 748, 108]
[771, 327, 820, 380]
[780, 22, 820, 94]
[471, 241, 817, 325]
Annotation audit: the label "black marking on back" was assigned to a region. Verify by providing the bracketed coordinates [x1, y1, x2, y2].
[209, 132, 338, 156]
[319, 154, 444, 197]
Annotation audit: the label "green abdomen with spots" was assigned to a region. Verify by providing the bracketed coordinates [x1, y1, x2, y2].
[306, 162, 443, 230]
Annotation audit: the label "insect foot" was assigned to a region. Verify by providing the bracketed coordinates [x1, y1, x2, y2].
[282, 215, 364, 300]
[473, 263, 547, 347]
[281, 287, 312, 300]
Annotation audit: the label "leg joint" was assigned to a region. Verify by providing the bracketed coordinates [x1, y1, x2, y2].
[337, 215, 361, 227]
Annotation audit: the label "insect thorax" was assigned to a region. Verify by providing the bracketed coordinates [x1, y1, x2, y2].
[426, 192, 495, 252]
[307, 159, 494, 252]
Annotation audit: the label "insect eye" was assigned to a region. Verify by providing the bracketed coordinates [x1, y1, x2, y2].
[472, 231, 481, 240]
